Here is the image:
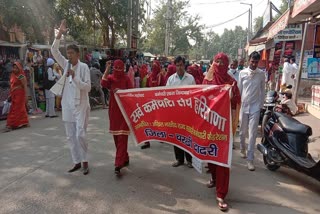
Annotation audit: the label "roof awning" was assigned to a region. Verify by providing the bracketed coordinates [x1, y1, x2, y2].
[292, 0, 319, 18]
[0, 40, 26, 47]
[290, 0, 320, 24]
[143, 52, 155, 57]
[268, 9, 290, 39]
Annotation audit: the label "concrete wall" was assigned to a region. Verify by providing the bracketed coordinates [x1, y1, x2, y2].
[298, 78, 320, 97]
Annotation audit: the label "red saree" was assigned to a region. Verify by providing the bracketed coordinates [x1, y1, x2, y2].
[7, 62, 29, 129]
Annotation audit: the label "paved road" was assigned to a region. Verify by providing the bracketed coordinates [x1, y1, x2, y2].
[0, 109, 320, 214]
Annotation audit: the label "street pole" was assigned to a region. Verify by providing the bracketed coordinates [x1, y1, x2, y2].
[293, 23, 308, 104]
[241, 2, 252, 40]
[127, 0, 132, 49]
[94, 1, 96, 48]
[165, 0, 172, 56]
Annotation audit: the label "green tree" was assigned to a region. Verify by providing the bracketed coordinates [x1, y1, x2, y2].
[253, 16, 263, 34]
[142, 0, 203, 56]
[0, 0, 56, 43]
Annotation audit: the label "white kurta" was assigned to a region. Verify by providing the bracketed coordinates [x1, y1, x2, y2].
[238, 67, 265, 161]
[51, 39, 91, 164]
[281, 62, 294, 86]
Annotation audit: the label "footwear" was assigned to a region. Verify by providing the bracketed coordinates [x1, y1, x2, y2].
[247, 160, 255, 171]
[206, 178, 216, 188]
[50, 115, 58, 118]
[83, 167, 89, 175]
[216, 197, 228, 212]
[172, 161, 184, 167]
[186, 162, 193, 168]
[68, 163, 81, 173]
[141, 143, 150, 149]
[45, 115, 49, 118]
[114, 167, 121, 176]
[240, 150, 247, 158]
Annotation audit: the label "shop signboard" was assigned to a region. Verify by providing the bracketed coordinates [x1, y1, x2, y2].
[313, 25, 320, 58]
[263, 2, 272, 28]
[296, 50, 314, 78]
[274, 24, 302, 41]
[307, 58, 320, 78]
[268, 9, 290, 39]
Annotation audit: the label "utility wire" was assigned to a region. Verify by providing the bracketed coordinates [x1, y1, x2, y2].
[205, 10, 248, 29]
[194, 0, 243, 5]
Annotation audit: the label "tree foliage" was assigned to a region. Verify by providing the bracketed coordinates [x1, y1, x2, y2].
[141, 0, 203, 56]
[188, 26, 247, 60]
[55, 0, 144, 48]
[0, 0, 56, 43]
[253, 16, 263, 34]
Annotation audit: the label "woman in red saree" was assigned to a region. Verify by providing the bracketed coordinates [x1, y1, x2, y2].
[141, 60, 166, 149]
[203, 53, 241, 211]
[101, 60, 133, 176]
[6, 62, 29, 131]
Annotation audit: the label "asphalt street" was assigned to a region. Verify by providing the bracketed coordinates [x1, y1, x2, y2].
[0, 109, 320, 214]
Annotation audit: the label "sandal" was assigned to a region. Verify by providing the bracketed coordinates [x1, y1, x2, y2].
[206, 178, 216, 188]
[216, 197, 228, 212]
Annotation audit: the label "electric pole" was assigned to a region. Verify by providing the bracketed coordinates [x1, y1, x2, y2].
[165, 0, 172, 56]
[127, 0, 132, 49]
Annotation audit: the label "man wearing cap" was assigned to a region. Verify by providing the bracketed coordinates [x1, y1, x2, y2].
[278, 89, 298, 116]
[51, 20, 91, 175]
[101, 60, 133, 176]
[44, 58, 58, 118]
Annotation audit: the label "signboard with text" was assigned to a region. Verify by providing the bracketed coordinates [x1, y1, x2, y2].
[115, 85, 232, 168]
[274, 24, 302, 41]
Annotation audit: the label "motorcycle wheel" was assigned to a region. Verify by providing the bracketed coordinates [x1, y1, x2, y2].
[263, 155, 280, 171]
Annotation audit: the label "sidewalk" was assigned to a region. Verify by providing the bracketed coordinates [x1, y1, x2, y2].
[295, 96, 320, 161]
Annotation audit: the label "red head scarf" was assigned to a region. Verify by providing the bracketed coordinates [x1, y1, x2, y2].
[113, 59, 124, 78]
[139, 64, 148, 80]
[165, 64, 176, 83]
[203, 53, 241, 108]
[13, 62, 24, 74]
[151, 60, 161, 80]
[10, 62, 25, 91]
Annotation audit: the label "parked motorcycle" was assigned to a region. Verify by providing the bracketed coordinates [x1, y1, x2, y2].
[259, 90, 279, 125]
[257, 111, 320, 181]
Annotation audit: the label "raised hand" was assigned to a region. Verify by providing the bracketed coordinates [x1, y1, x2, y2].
[59, 19, 68, 34]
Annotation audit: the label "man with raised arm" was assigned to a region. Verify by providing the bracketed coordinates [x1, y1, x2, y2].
[51, 20, 91, 175]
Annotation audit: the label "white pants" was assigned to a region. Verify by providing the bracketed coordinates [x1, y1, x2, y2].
[239, 110, 260, 161]
[45, 89, 56, 116]
[64, 121, 88, 164]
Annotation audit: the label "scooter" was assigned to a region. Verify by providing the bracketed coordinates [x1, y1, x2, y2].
[257, 111, 320, 181]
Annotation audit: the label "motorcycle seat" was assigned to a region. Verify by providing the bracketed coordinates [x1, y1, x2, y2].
[274, 112, 312, 136]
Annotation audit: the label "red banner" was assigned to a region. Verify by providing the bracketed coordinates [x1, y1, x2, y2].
[115, 85, 232, 168]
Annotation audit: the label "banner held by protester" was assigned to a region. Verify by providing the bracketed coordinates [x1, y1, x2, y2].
[115, 85, 232, 168]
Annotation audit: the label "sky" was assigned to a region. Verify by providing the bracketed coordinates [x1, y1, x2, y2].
[151, 0, 283, 35]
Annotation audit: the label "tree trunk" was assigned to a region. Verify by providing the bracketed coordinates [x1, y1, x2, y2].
[110, 21, 115, 49]
[103, 25, 110, 47]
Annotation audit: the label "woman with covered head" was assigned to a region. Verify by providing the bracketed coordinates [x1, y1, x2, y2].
[141, 60, 166, 149]
[164, 64, 176, 85]
[203, 53, 241, 211]
[101, 59, 133, 176]
[6, 62, 29, 131]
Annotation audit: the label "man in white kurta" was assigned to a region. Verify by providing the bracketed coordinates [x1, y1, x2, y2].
[238, 51, 265, 171]
[51, 20, 91, 175]
[45, 58, 58, 118]
[281, 58, 294, 91]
